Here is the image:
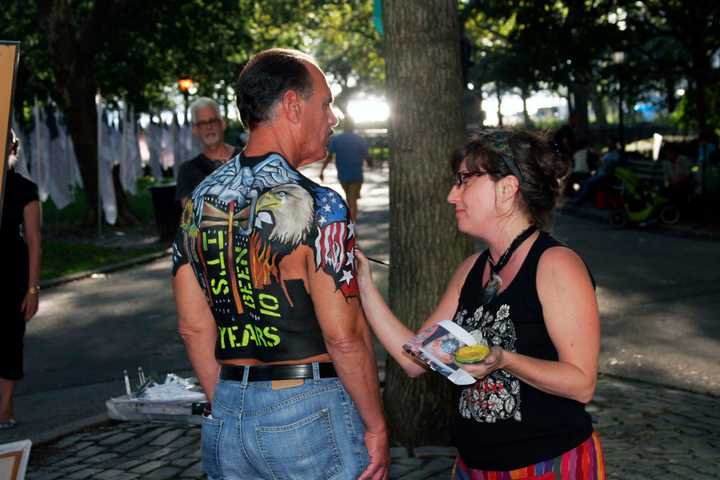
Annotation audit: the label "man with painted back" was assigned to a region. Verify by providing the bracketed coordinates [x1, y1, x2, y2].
[171, 48, 388, 480]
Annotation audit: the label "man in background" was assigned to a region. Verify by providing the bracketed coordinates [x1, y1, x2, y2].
[320, 117, 370, 221]
[175, 97, 241, 206]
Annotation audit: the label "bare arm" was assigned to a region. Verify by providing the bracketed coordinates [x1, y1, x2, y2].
[21, 200, 42, 321]
[307, 254, 388, 480]
[363, 140, 372, 167]
[355, 249, 480, 377]
[463, 247, 600, 403]
[172, 265, 220, 402]
[319, 154, 333, 181]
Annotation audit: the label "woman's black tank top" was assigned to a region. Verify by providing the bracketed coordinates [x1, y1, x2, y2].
[450, 231, 593, 470]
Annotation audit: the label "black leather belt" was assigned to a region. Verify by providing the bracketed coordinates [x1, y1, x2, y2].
[220, 363, 337, 382]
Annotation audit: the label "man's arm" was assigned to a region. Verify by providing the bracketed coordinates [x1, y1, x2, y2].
[306, 254, 388, 480]
[320, 136, 336, 182]
[319, 153, 333, 182]
[172, 264, 220, 401]
[362, 137, 373, 168]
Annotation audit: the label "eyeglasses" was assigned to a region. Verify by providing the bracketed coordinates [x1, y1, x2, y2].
[453, 171, 487, 187]
[194, 118, 221, 128]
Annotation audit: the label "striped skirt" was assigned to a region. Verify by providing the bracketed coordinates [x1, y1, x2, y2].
[452, 431, 605, 480]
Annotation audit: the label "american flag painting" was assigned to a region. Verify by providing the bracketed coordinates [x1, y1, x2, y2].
[313, 189, 358, 298]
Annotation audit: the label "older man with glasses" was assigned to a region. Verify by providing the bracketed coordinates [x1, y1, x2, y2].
[175, 97, 242, 206]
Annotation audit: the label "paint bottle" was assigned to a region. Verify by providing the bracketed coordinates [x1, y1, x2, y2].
[123, 369, 132, 397]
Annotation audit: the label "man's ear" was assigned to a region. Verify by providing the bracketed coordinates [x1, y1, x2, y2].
[281, 89, 303, 124]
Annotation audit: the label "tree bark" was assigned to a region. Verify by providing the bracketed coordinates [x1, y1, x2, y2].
[520, 88, 532, 128]
[663, 76, 677, 114]
[565, 90, 573, 116]
[65, 86, 100, 224]
[590, 88, 607, 129]
[690, 52, 708, 131]
[570, 83, 590, 140]
[495, 86, 503, 127]
[112, 164, 140, 225]
[383, 0, 473, 447]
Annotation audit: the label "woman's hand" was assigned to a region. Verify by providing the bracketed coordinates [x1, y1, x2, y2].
[21, 290, 39, 321]
[460, 346, 505, 379]
[353, 247, 374, 293]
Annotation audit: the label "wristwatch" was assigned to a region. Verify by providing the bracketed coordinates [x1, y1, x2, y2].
[28, 284, 40, 295]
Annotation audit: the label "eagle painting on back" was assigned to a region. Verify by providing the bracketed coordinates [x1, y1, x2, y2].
[251, 183, 315, 290]
[172, 152, 357, 361]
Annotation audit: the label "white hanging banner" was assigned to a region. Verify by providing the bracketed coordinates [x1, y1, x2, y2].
[145, 122, 164, 180]
[97, 100, 117, 225]
[119, 105, 142, 194]
[46, 110, 79, 209]
[30, 101, 50, 202]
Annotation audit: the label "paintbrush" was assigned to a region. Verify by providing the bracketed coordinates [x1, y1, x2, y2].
[366, 256, 389, 267]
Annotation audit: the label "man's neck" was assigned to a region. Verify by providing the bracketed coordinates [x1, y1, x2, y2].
[244, 124, 301, 167]
[203, 143, 232, 162]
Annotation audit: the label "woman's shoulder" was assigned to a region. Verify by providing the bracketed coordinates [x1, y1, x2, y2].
[536, 243, 592, 287]
[538, 244, 582, 267]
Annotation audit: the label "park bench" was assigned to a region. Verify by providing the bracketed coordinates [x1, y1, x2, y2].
[621, 154, 665, 188]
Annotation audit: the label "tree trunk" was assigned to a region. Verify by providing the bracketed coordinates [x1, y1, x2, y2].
[690, 54, 708, 131]
[565, 90, 573, 116]
[590, 88, 607, 129]
[664, 76, 677, 113]
[112, 164, 140, 225]
[495, 86, 503, 127]
[520, 88, 532, 128]
[65, 86, 100, 225]
[571, 83, 590, 140]
[383, 0, 473, 447]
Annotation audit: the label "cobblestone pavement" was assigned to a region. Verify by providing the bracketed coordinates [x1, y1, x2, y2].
[591, 376, 719, 479]
[25, 374, 719, 479]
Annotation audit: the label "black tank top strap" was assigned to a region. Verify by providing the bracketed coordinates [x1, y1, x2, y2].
[459, 250, 490, 299]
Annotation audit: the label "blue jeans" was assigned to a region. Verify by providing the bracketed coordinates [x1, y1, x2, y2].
[202, 363, 370, 479]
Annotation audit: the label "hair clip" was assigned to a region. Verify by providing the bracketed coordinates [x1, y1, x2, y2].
[549, 141, 562, 155]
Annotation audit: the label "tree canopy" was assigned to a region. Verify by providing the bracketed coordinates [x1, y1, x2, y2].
[1, 0, 383, 221]
[462, 0, 720, 134]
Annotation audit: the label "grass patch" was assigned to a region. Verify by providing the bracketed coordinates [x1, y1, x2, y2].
[43, 241, 167, 280]
[39, 176, 176, 280]
[42, 177, 161, 227]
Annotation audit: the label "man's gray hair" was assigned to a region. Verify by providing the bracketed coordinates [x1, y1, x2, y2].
[189, 97, 221, 125]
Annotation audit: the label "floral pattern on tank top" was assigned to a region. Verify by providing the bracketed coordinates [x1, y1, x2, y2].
[453, 304, 522, 423]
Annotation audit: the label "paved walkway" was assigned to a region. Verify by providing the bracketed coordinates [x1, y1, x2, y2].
[25, 374, 720, 479]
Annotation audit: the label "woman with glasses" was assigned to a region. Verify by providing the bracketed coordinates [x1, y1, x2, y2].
[356, 129, 604, 479]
